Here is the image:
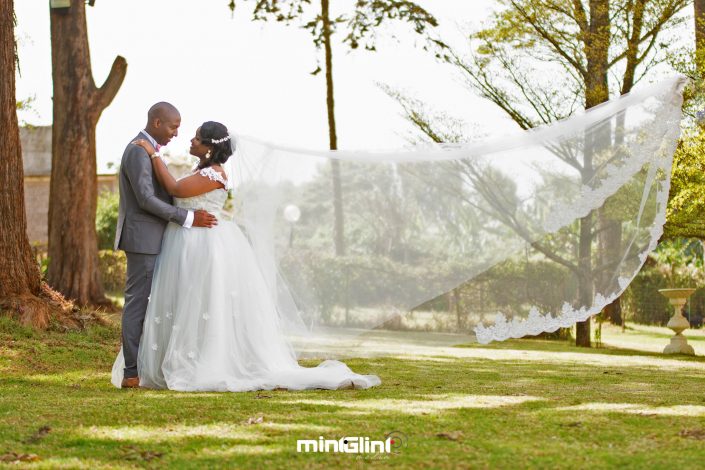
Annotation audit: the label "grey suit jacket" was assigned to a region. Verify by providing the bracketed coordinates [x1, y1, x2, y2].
[114, 134, 188, 254]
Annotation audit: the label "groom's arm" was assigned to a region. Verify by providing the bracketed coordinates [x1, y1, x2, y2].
[123, 145, 190, 226]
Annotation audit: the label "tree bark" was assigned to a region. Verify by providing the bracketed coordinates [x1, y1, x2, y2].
[0, 0, 52, 327]
[48, 0, 126, 305]
[321, 0, 345, 256]
[595, 0, 643, 327]
[575, 0, 611, 347]
[598, 215, 624, 325]
[696, 0, 705, 67]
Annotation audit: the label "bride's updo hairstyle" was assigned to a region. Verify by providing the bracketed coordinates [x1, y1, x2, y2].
[198, 121, 234, 169]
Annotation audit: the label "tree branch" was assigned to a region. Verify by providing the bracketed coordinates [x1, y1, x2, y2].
[94, 55, 127, 116]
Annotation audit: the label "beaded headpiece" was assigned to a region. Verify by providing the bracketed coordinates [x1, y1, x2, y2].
[210, 135, 231, 145]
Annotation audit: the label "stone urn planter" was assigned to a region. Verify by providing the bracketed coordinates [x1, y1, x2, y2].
[658, 288, 696, 355]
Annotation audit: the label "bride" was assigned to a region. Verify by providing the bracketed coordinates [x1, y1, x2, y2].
[111, 121, 380, 391]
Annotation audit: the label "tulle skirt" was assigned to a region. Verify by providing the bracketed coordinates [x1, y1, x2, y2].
[111, 220, 381, 391]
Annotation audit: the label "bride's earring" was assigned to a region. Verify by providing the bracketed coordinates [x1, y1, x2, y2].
[205, 150, 212, 160]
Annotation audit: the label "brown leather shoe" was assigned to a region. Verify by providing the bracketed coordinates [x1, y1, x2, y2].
[121, 377, 140, 389]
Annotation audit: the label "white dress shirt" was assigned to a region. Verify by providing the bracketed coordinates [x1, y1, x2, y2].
[140, 130, 194, 228]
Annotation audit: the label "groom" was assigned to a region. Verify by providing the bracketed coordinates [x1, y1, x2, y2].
[114, 102, 217, 388]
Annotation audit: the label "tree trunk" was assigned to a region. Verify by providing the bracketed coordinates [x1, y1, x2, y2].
[575, 0, 611, 347]
[600, 5, 645, 327]
[0, 0, 52, 327]
[48, 0, 126, 305]
[321, 0, 345, 256]
[594, 0, 650, 329]
[598, 216, 624, 325]
[696, 0, 705, 73]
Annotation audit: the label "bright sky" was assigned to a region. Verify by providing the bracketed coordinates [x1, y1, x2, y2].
[14, 0, 512, 173]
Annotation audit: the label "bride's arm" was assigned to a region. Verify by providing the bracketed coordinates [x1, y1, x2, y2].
[150, 153, 178, 193]
[132, 139, 225, 198]
[157, 165, 224, 198]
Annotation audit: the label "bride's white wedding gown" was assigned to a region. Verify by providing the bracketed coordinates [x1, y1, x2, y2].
[111, 167, 381, 391]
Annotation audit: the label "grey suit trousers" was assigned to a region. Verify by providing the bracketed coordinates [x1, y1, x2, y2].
[122, 252, 158, 379]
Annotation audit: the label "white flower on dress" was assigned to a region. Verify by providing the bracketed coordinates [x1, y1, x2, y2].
[151, 343, 158, 351]
[173, 325, 180, 331]
[154, 316, 161, 324]
[166, 311, 173, 319]
[202, 313, 210, 321]
[187, 351, 196, 359]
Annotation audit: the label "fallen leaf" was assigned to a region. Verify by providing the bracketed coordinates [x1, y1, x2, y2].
[121, 445, 164, 462]
[436, 431, 463, 441]
[0, 453, 41, 463]
[679, 429, 705, 440]
[23, 425, 51, 444]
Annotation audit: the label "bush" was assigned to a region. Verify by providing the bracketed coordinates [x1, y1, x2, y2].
[96, 190, 119, 250]
[98, 249, 126, 292]
[621, 239, 705, 327]
[279, 251, 466, 323]
[278, 250, 573, 333]
[621, 267, 670, 325]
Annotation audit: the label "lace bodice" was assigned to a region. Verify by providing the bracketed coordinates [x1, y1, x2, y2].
[174, 167, 228, 215]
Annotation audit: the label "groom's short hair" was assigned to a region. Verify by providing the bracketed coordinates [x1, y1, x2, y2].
[148, 102, 179, 122]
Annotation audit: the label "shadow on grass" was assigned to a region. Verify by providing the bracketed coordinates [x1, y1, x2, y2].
[4, 347, 705, 468]
[6, 316, 705, 468]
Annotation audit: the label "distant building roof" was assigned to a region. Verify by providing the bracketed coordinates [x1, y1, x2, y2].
[21, 126, 52, 177]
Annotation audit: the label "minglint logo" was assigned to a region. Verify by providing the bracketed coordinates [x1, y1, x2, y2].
[296, 431, 407, 454]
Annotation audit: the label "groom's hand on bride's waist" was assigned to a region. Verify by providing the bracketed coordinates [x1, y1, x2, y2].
[193, 210, 218, 228]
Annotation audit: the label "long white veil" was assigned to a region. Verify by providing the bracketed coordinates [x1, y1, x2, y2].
[226, 76, 686, 358]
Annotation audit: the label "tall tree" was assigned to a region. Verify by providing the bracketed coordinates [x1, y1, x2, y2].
[1, 1, 51, 327]
[228, 0, 438, 255]
[696, 0, 705, 71]
[397, 0, 688, 346]
[661, 1, 705, 241]
[661, 16, 705, 323]
[48, 0, 126, 305]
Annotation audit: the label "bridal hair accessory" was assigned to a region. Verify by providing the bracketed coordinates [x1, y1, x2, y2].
[210, 135, 231, 145]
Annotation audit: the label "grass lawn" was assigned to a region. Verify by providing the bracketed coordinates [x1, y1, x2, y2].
[2, 314, 705, 469]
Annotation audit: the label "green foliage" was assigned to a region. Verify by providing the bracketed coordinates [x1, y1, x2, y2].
[430, 0, 688, 131]
[15, 96, 33, 111]
[621, 265, 671, 325]
[95, 190, 119, 250]
[650, 238, 704, 275]
[16, 96, 39, 125]
[281, 250, 467, 318]
[229, 0, 438, 66]
[38, 255, 49, 280]
[668, 43, 705, 124]
[98, 249, 126, 293]
[95, 190, 124, 292]
[621, 238, 705, 325]
[281, 246, 575, 332]
[664, 130, 705, 239]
